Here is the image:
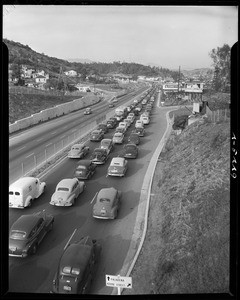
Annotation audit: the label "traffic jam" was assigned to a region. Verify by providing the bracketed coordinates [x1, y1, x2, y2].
[8, 86, 158, 294]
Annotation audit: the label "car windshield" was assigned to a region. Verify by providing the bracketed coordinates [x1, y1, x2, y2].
[72, 147, 80, 151]
[57, 187, 69, 192]
[94, 150, 104, 156]
[10, 230, 27, 239]
[102, 141, 110, 147]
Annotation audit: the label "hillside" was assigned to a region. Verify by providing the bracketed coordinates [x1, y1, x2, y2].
[123, 118, 230, 294]
[4, 38, 180, 78]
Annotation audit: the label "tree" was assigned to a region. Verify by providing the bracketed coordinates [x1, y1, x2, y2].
[209, 44, 231, 92]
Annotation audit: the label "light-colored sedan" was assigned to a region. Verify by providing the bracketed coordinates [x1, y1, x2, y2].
[112, 132, 124, 144]
[107, 157, 128, 177]
[50, 178, 86, 206]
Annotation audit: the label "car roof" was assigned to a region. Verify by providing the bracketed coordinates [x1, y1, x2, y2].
[125, 143, 137, 148]
[77, 160, 92, 167]
[101, 138, 111, 142]
[11, 214, 42, 233]
[97, 187, 118, 201]
[60, 237, 92, 272]
[93, 148, 106, 153]
[111, 157, 125, 165]
[71, 144, 83, 149]
[114, 132, 123, 136]
[57, 178, 77, 188]
[92, 130, 101, 133]
[9, 177, 38, 189]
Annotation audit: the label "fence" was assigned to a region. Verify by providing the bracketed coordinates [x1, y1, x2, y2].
[206, 106, 230, 122]
[9, 86, 62, 96]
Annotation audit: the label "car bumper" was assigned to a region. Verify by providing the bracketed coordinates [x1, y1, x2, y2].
[68, 155, 81, 158]
[107, 173, 124, 177]
[49, 202, 72, 206]
[92, 161, 105, 165]
[9, 252, 28, 257]
[93, 215, 113, 219]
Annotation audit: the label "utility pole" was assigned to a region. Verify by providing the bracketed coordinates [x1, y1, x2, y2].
[177, 66, 181, 100]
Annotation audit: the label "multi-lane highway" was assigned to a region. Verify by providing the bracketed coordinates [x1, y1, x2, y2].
[8, 87, 170, 294]
[9, 88, 146, 184]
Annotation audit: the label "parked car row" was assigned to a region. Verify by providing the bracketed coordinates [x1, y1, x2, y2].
[8, 86, 158, 294]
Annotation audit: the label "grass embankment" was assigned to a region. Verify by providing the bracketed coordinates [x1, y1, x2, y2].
[123, 119, 230, 294]
[9, 93, 86, 124]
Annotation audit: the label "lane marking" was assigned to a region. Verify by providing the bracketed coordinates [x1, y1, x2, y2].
[45, 143, 52, 147]
[51, 131, 57, 135]
[36, 138, 43, 142]
[64, 229, 77, 250]
[63, 126, 68, 129]
[25, 153, 34, 158]
[60, 135, 65, 139]
[71, 129, 77, 132]
[90, 192, 98, 204]
[17, 146, 26, 152]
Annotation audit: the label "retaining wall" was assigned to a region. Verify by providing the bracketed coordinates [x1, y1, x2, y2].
[9, 95, 100, 134]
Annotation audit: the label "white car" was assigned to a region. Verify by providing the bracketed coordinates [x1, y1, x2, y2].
[50, 178, 86, 207]
[9, 177, 46, 209]
[107, 157, 128, 177]
[140, 116, 150, 125]
[112, 132, 124, 144]
[118, 122, 128, 132]
[135, 120, 144, 128]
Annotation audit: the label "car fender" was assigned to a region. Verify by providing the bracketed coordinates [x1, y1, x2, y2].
[25, 195, 33, 207]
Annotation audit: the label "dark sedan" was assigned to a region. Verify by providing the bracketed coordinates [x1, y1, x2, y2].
[90, 148, 109, 165]
[74, 160, 97, 180]
[128, 132, 140, 145]
[52, 235, 101, 294]
[90, 130, 104, 142]
[123, 143, 138, 159]
[9, 210, 54, 257]
[133, 127, 145, 137]
[97, 123, 108, 134]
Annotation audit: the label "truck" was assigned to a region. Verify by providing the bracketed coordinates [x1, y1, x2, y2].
[115, 106, 127, 121]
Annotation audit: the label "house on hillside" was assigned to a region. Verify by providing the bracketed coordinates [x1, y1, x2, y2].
[35, 75, 47, 84]
[64, 70, 77, 77]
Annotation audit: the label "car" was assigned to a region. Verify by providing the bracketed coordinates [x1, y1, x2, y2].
[128, 112, 135, 118]
[109, 116, 118, 124]
[9, 210, 54, 257]
[142, 99, 147, 105]
[133, 99, 138, 104]
[100, 138, 114, 154]
[112, 98, 118, 103]
[97, 123, 108, 134]
[109, 103, 115, 108]
[107, 157, 128, 177]
[118, 122, 128, 132]
[140, 116, 150, 125]
[135, 120, 144, 128]
[135, 104, 142, 112]
[90, 148, 109, 165]
[133, 108, 139, 116]
[128, 132, 140, 145]
[106, 120, 116, 129]
[90, 130, 104, 142]
[123, 143, 138, 159]
[141, 111, 150, 118]
[123, 118, 131, 128]
[115, 126, 126, 134]
[126, 106, 131, 112]
[84, 108, 92, 115]
[134, 127, 145, 137]
[127, 115, 135, 124]
[112, 132, 124, 144]
[50, 178, 86, 206]
[74, 160, 97, 180]
[9, 177, 46, 209]
[52, 235, 101, 294]
[92, 187, 122, 219]
[68, 144, 90, 159]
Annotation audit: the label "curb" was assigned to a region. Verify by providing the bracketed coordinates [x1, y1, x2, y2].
[111, 96, 177, 295]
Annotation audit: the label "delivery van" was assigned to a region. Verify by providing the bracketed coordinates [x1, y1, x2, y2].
[9, 177, 46, 209]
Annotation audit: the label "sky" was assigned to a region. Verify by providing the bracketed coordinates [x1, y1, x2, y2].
[3, 5, 238, 70]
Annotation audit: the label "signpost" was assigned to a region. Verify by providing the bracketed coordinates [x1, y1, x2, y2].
[106, 274, 132, 295]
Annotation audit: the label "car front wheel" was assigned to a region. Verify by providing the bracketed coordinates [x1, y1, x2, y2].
[32, 244, 37, 255]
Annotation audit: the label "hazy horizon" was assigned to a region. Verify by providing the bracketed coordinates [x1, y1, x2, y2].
[3, 5, 238, 70]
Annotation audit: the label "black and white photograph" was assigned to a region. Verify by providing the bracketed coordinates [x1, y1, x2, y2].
[2, 3, 238, 297]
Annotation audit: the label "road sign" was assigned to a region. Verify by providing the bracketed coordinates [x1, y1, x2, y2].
[106, 274, 132, 289]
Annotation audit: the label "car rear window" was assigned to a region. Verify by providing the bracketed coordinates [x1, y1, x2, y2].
[10, 230, 26, 239]
[9, 191, 14, 195]
[99, 198, 110, 203]
[57, 187, 69, 192]
[77, 166, 86, 170]
[62, 266, 80, 275]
